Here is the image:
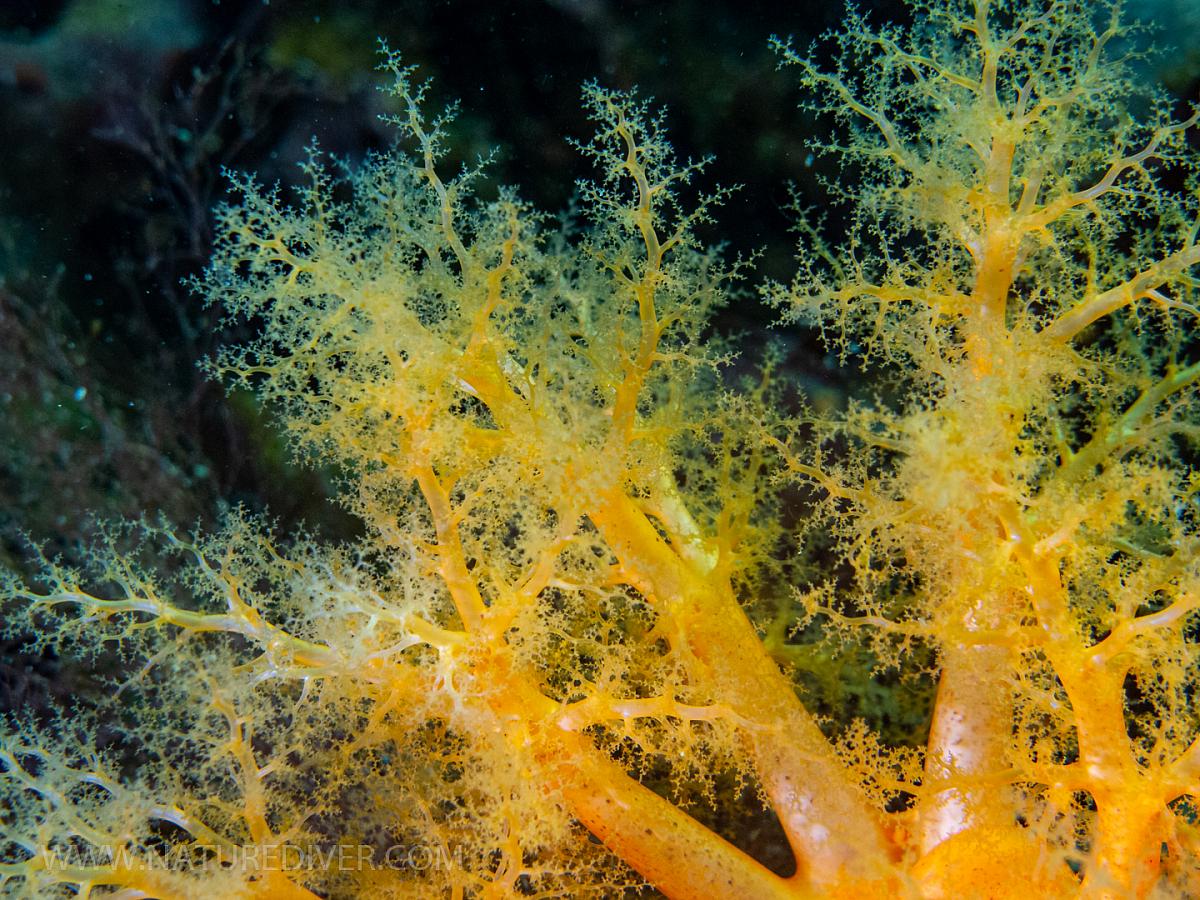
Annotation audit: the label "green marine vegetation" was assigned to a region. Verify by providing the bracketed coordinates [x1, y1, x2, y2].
[2, 0, 1198, 896]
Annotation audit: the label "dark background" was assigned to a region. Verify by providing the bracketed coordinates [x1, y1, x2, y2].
[0, 0, 873, 552]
